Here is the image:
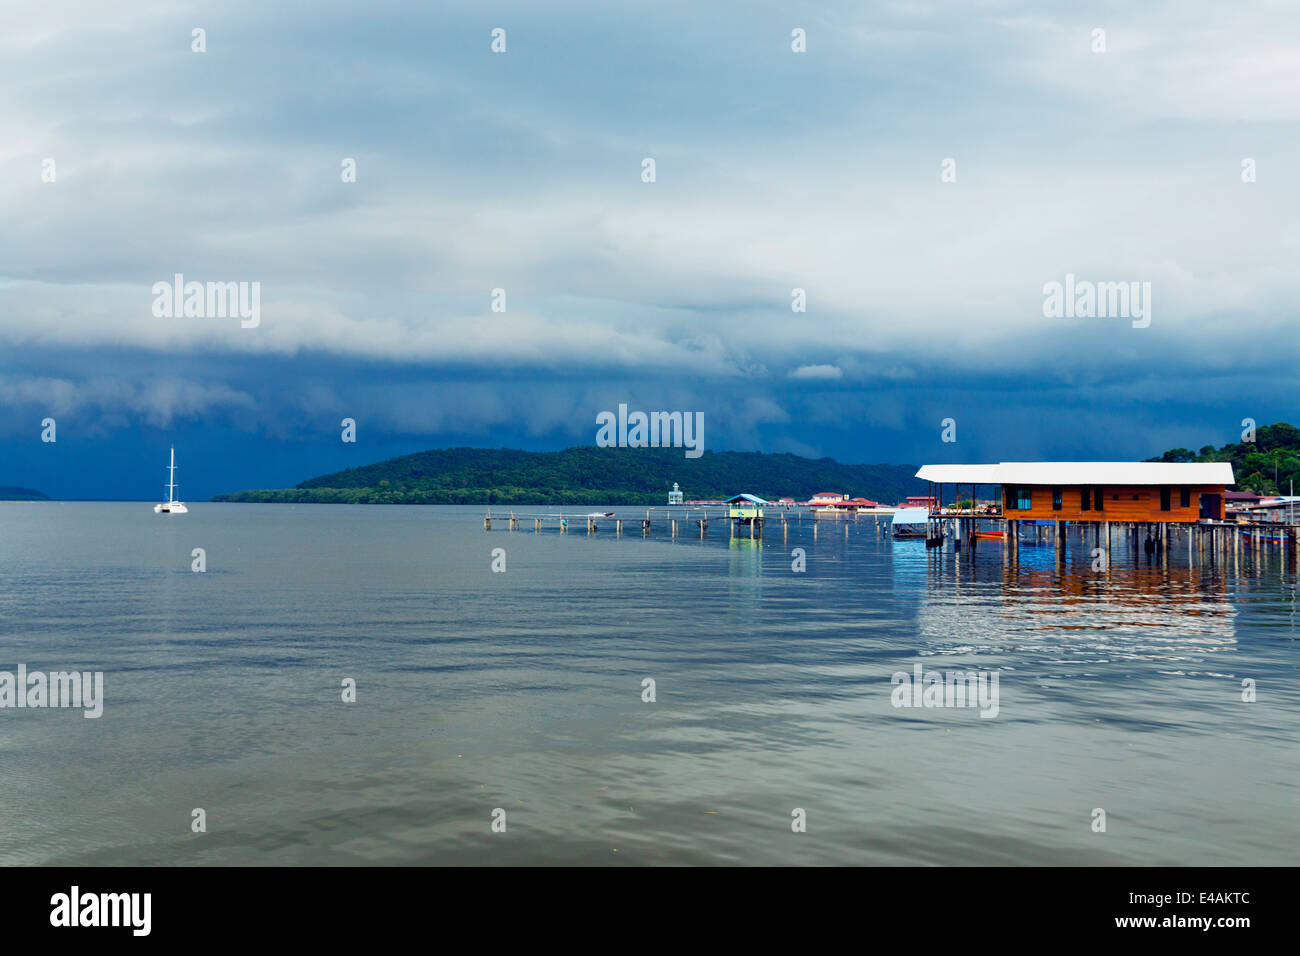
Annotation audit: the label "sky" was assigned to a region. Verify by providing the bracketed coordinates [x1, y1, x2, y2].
[2, 0, 1298, 499]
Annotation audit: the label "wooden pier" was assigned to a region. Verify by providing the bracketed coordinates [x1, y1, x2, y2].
[481, 503, 1295, 568]
[482, 507, 894, 541]
[925, 512, 1300, 568]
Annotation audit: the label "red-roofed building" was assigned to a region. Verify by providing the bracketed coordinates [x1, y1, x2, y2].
[809, 492, 847, 506]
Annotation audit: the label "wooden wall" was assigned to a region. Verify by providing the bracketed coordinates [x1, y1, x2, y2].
[1002, 485, 1225, 523]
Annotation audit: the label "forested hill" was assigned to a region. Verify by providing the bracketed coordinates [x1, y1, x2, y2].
[1149, 421, 1300, 494]
[212, 446, 927, 505]
[0, 486, 48, 500]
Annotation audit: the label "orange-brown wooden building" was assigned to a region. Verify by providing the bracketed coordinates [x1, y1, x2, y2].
[915, 462, 1235, 523]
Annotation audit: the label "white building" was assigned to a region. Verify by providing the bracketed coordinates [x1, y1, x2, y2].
[668, 482, 684, 506]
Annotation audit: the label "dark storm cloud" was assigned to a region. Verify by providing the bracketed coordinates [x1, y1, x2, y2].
[2, 1, 1297, 495]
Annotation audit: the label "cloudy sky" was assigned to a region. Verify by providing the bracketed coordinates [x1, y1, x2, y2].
[3, 0, 1298, 498]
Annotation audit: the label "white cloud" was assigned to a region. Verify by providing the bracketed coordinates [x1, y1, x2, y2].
[789, 364, 844, 380]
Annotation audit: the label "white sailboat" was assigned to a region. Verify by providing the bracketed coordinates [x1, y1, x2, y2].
[153, 446, 189, 514]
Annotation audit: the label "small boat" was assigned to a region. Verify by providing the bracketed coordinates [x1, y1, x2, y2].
[1240, 528, 1287, 544]
[586, 512, 615, 518]
[153, 447, 188, 514]
[971, 530, 1005, 541]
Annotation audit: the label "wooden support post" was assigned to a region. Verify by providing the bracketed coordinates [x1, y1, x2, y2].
[484, 515, 491, 531]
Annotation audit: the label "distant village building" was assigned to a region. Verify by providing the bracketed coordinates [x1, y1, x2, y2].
[1225, 490, 1262, 510]
[842, 497, 879, 509]
[668, 482, 683, 506]
[809, 492, 847, 507]
[1244, 496, 1300, 523]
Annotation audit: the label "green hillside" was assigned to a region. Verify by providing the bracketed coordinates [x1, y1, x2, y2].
[1149, 421, 1300, 494]
[212, 446, 926, 505]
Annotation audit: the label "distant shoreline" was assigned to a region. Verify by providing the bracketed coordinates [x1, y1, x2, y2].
[210, 445, 926, 507]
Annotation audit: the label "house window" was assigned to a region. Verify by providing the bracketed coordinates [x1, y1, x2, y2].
[1012, 487, 1032, 510]
[1093, 487, 1104, 511]
[1160, 487, 1172, 511]
[1180, 487, 1191, 508]
[1052, 487, 1062, 511]
[1080, 488, 1090, 511]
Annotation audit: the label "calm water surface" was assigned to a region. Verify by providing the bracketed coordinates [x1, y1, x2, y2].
[0, 503, 1296, 865]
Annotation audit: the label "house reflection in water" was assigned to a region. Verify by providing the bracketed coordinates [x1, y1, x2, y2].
[725, 537, 763, 613]
[912, 557, 1236, 663]
[728, 536, 763, 571]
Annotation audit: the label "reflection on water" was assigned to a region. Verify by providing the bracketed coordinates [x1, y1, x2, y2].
[0, 504, 1295, 866]
[727, 536, 763, 570]
[916, 559, 1237, 666]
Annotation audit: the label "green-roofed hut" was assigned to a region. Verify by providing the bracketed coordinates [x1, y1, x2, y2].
[725, 494, 767, 536]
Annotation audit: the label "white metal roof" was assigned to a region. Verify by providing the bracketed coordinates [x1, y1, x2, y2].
[915, 462, 1234, 486]
[891, 507, 929, 525]
[913, 464, 1003, 484]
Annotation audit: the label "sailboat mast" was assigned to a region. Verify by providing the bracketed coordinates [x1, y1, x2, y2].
[168, 446, 177, 502]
